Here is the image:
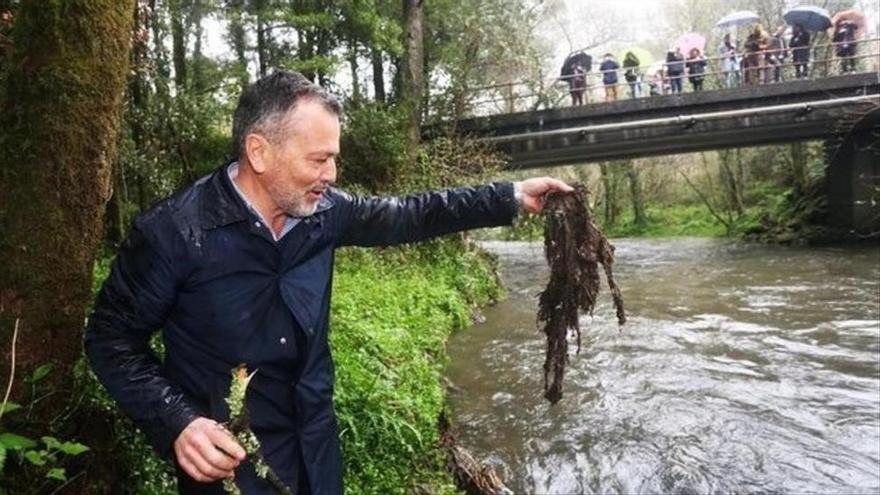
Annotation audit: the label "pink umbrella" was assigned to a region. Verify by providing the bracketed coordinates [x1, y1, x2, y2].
[674, 33, 707, 56]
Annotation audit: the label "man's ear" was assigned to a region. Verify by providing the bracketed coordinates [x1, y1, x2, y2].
[245, 133, 270, 174]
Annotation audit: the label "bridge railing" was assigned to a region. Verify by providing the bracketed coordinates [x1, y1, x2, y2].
[451, 37, 880, 117]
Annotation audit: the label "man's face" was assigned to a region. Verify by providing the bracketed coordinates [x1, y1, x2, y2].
[259, 98, 340, 217]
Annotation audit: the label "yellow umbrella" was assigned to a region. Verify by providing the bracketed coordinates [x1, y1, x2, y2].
[618, 47, 654, 70]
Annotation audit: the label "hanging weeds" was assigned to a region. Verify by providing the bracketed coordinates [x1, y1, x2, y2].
[538, 183, 626, 404]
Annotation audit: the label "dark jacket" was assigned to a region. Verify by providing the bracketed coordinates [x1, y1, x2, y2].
[665, 53, 685, 75]
[790, 31, 811, 62]
[84, 164, 519, 494]
[833, 24, 856, 56]
[623, 54, 640, 82]
[599, 59, 619, 85]
[686, 57, 707, 80]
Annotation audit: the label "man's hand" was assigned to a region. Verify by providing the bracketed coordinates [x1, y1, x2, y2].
[174, 417, 247, 483]
[516, 178, 574, 214]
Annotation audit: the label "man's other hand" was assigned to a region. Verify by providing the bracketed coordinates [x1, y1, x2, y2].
[517, 178, 574, 214]
[174, 417, 247, 483]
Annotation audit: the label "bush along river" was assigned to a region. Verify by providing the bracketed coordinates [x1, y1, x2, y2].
[446, 238, 880, 494]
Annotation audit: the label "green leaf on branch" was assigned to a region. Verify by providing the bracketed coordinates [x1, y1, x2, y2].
[0, 402, 21, 415]
[46, 467, 66, 481]
[58, 442, 89, 456]
[0, 433, 37, 450]
[23, 450, 46, 466]
[27, 363, 53, 383]
[41, 436, 62, 450]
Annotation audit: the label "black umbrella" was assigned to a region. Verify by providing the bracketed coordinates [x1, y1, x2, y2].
[561, 52, 592, 77]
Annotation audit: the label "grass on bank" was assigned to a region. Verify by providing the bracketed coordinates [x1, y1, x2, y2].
[78, 238, 501, 494]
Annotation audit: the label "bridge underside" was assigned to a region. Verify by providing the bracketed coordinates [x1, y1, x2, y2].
[432, 73, 880, 169]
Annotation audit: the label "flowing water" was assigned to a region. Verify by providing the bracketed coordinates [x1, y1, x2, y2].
[446, 239, 880, 494]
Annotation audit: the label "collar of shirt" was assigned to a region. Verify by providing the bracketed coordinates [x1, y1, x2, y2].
[227, 161, 300, 241]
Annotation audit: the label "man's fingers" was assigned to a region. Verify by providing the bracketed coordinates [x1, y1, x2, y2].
[174, 417, 243, 483]
[179, 443, 233, 482]
[206, 424, 247, 462]
[190, 437, 236, 479]
[546, 178, 574, 192]
[195, 433, 240, 471]
[177, 454, 212, 482]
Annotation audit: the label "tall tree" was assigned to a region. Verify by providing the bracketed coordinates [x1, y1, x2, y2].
[626, 161, 648, 227]
[401, 0, 424, 148]
[0, 0, 135, 408]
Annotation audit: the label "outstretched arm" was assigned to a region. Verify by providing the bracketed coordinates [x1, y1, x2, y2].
[333, 178, 572, 247]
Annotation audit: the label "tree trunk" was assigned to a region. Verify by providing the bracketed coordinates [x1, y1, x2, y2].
[170, 0, 187, 89]
[790, 142, 806, 195]
[599, 162, 618, 226]
[191, 0, 206, 93]
[227, 0, 249, 92]
[151, 0, 171, 101]
[626, 161, 647, 227]
[718, 150, 744, 215]
[371, 49, 385, 103]
[256, 5, 268, 77]
[0, 0, 135, 408]
[401, 0, 424, 150]
[348, 39, 361, 105]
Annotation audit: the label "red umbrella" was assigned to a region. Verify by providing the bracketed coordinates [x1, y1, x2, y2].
[828, 9, 866, 37]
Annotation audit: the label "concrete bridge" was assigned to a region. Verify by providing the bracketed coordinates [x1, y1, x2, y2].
[426, 72, 880, 237]
[429, 73, 879, 169]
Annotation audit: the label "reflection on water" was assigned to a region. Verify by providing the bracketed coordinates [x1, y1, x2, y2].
[446, 239, 880, 494]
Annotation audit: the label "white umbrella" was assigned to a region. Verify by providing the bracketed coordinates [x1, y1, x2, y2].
[715, 10, 760, 29]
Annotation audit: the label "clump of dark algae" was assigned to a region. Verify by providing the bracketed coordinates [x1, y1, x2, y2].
[538, 183, 626, 404]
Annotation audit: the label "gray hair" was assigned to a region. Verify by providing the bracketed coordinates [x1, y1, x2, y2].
[231, 70, 342, 158]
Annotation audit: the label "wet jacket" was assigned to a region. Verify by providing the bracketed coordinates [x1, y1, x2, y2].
[84, 164, 519, 494]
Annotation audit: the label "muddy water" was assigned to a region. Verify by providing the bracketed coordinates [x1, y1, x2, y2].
[446, 239, 880, 494]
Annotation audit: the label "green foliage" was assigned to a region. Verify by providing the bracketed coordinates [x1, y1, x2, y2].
[330, 238, 501, 495]
[340, 103, 409, 191]
[0, 367, 91, 489]
[340, 103, 505, 194]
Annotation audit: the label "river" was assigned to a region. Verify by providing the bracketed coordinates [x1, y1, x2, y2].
[446, 238, 880, 494]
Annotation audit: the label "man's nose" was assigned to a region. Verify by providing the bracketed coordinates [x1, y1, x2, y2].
[321, 158, 337, 185]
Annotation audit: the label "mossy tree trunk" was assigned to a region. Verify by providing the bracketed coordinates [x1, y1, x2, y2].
[0, 0, 135, 406]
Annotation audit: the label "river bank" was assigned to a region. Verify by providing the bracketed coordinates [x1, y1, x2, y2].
[80, 238, 502, 494]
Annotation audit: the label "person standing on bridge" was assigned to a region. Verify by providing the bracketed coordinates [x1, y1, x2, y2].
[623, 51, 642, 99]
[833, 21, 858, 74]
[569, 63, 587, 106]
[743, 25, 769, 85]
[718, 33, 740, 88]
[767, 26, 788, 83]
[84, 69, 574, 494]
[665, 49, 685, 95]
[599, 53, 620, 102]
[686, 48, 707, 92]
[790, 24, 811, 79]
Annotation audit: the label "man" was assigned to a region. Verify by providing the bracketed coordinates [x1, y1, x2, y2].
[599, 53, 619, 102]
[84, 70, 571, 494]
[766, 25, 788, 83]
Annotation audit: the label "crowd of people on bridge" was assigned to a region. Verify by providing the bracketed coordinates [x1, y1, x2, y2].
[563, 14, 868, 106]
